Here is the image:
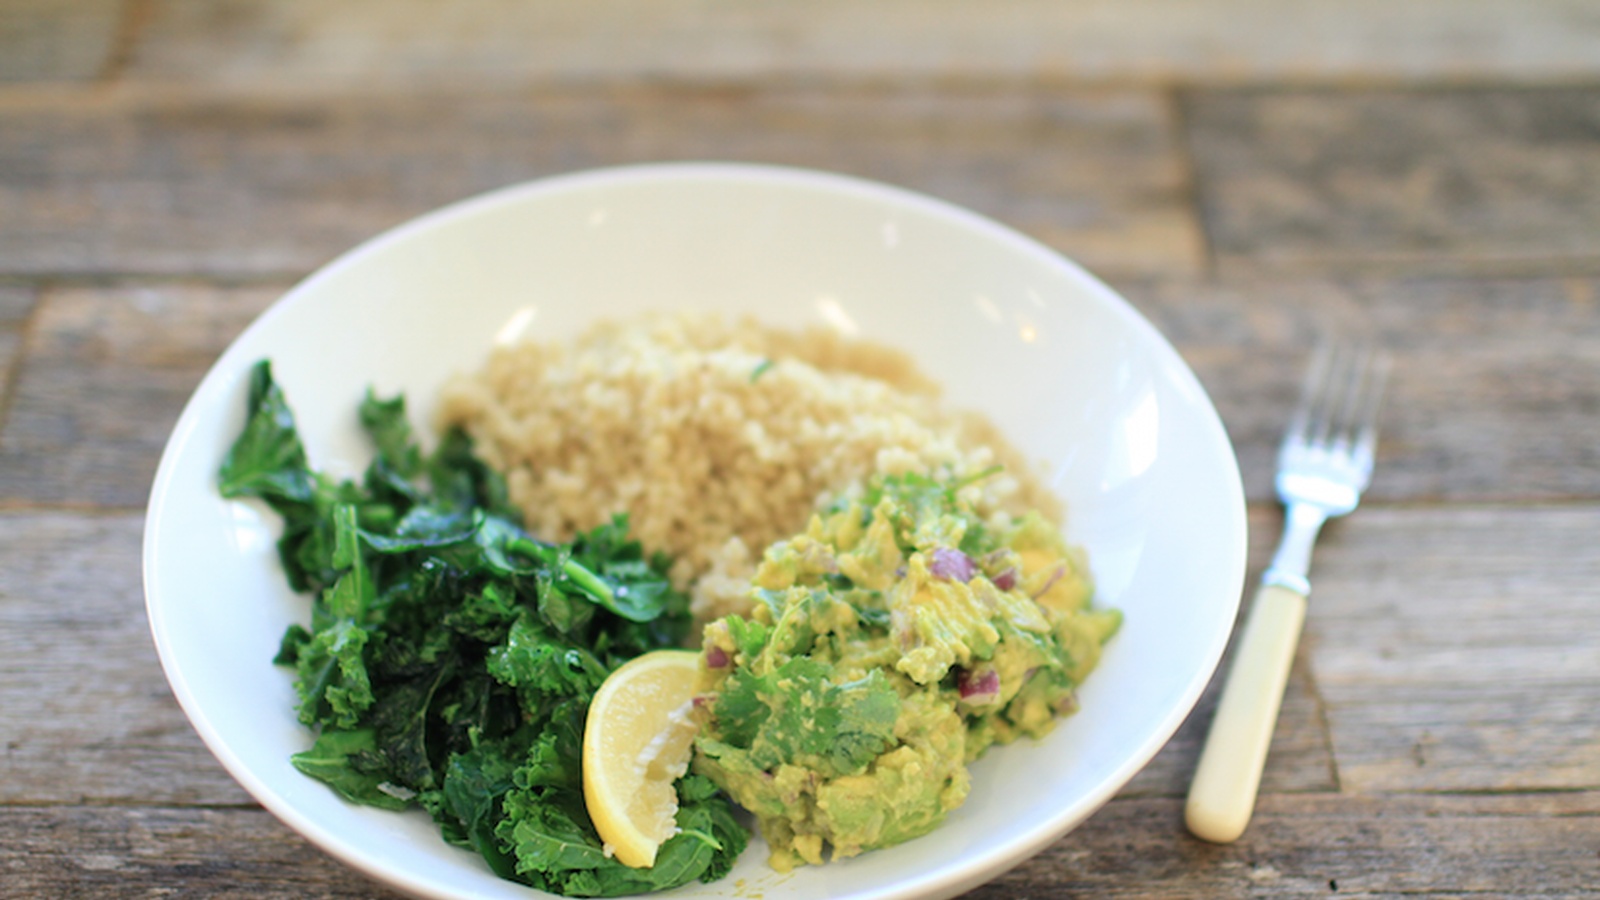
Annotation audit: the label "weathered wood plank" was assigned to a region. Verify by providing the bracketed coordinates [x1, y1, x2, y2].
[0, 329, 19, 404]
[1118, 275, 1600, 504]
[119, 0, 1600, 88]
[0, 283, 37, 325]
[985, 793, 1600, 898]
[1138, 505, 1600, 800]
[1307, 505, 1600, 794]
[1186, 87, 1600, 276]
[3, 794, 1596, 898]
[0, 0, 124, 83]
[0, 806, 401, 899]
[0, 85, 1198, 280]
[0, 511, 252, 806]
[0, 283, 38, 446]
[0, 282, 276, 509]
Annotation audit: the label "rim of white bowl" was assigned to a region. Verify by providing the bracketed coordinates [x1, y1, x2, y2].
[144, 160, 1247, 900]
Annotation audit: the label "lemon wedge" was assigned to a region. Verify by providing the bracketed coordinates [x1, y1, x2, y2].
[582, 649, 704, 868]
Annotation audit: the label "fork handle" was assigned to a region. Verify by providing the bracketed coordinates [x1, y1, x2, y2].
[1184, 583, 1307, 844]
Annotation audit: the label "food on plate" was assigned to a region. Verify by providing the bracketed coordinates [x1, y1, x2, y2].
[218, 361, 745, 897]
[218, 312, 1118, 894]
[581, 650, 704, 868]
[693, 472, 1120, 871]
[435, 312, 1059, 623]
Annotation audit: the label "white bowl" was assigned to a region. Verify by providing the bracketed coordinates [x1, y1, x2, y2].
[145, 163, 1246, 900]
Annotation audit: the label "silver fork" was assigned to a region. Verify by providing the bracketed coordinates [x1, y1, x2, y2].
[1185, 342, 1389, 844]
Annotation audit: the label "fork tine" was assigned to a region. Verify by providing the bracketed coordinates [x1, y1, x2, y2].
[1327, 343, 1373, 454]
[1312, 343, 1358, 449]
[1283, 341, 1335, 450]
[1349, 350, 1391, 468]
[1284, 340, 1388, 456]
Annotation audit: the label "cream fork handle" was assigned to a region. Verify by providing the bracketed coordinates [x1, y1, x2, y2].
[1184, 582, 1307, 844]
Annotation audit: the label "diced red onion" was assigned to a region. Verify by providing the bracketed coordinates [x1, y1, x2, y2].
[705, 645, 729, 669]
[992, 567, 1018, 591]
[957, 667, 1001, 700]
[1032, 564, 1066, 599]
[930, 548, 977, 582]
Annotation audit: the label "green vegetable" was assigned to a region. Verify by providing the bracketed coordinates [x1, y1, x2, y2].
[711, 656, 900, 778]
[219, 360, 747, 896]
[842, 466, 1005, 556]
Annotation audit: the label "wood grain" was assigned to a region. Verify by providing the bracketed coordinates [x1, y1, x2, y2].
[0, 0, 124, 83]
[0, 283, 37, 326]
[1117, 275, 1600, 504]
[0, 806, 403, 899]
[3, 793, 1595, 898]
[1308, 505, 1600, 794]
[1131, 511, 1600, 801]
[1187, 87, 1600, 276]
[0, 284, 34, 414]
[116, 0, 1600, 88]
[985, 793, 1600, 898]
[0, 282, 277, 509]
[0, 511, 252, 806]
[0, 85, 1198, 280]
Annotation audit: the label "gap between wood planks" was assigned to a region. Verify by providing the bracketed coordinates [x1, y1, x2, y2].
[95, 0, 156, 84]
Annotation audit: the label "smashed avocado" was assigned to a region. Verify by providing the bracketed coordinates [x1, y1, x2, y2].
[693, 473, 1121, 871]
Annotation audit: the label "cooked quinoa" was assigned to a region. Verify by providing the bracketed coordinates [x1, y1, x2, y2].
[435, 312, 1059, 622]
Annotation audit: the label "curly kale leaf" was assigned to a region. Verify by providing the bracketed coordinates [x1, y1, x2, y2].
[498, 730, 749, 897]
[218, 360, 317, 506]
[486, 612, 610, 700]
[438, 737, 522, 880]
[359, 388, 423, 479]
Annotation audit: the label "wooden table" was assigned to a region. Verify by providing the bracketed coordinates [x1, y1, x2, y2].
[4, 2, 1599, 896]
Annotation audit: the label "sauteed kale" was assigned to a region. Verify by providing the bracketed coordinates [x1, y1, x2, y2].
[218, 360, 746, 896]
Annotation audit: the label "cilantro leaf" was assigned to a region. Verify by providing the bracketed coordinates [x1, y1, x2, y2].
[853, 468, 1004, 555]
[724, 615, 770, 659]
[712, 657, 900, 778]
